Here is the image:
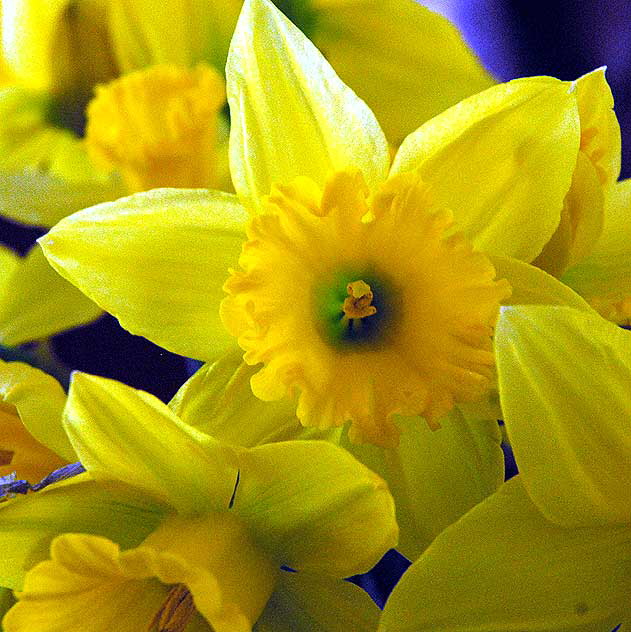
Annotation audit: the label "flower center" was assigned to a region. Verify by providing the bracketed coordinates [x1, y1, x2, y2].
[85, 63, 225, 192]
[222, 169, 511, 446]
[313, 271, 399, 349]
[148, 584, 195, 632]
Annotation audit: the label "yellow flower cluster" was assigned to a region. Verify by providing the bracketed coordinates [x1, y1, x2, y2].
[0, 0, 630, 629]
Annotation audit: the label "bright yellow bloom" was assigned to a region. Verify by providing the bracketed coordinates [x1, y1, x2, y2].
[221, 170, 510, 446]
[1, 371, 397, 631]
[41, 0, 588, 450]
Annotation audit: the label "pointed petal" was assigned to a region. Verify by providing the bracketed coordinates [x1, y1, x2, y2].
[313, 0, 495, 145]
[0, 359, 74, 461]
[379, 476, 631, 632]
[341, 410, 503, 560]
[234, 440, 398, 577]
[227, 0, 389, 213]
[169, 347, 322, 446]
[0, 245, 102, 347]
[496, 305, 631, 526]
[64, 372, 239, 514]
[39, 189, 247, 361]
[574, 67, 621, 187]
[0, 168, 125, 227]
[0, 477, 166, 590]
[392, 77, 580, 261]
[489, 254, 593, 311]
[562, 177, 631, 315]
[257, 571, 379, 632]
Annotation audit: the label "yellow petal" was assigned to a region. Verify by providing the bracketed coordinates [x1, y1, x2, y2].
[0, 358, 74, 463]
[3, 533, 175, 632]
[107, 0, 241, 73]
[379, 476, 631, 632]
[257, 571, 379, 632]
[1, 0, 117, 94]
[489, 253, 593, 311]
[169, 347, 313, 446]
[0, 245, 19, 291]
[392, 77, 581, 262]
[0, 244, 102, 347]
[341, 409, 503, 560]
[313, 0, 495, 145]
[0, 477, 166, 590]
[0, 168, 125, 227]
[85, 63, 226, 192]
[65, 372, 239, 514]
[235, 440, 398, 577]
[496, 305, 631, 526]
[39, 189, 247, 361]
[533, 149, 604, 276]
[227, 0, 389, 213]
[574, 67, 621, 188]
[562, 177, 631, 320]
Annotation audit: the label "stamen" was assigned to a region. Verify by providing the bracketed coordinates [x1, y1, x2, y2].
[342, 280, 377, 321]
[148, 584, 196, 632]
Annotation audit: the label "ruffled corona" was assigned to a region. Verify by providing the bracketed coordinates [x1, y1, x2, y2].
[221, 170, 511, 447]
[85, 63, 226, 192]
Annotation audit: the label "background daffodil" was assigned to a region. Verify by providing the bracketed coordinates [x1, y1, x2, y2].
[0, 358, 75, 488]
[378, 305, 631, 630]
[42, 0, 590, 448]
[0, 371, 397, 631]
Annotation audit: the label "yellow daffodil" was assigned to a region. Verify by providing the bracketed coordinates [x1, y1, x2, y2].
[379, 305, 631, 630]
[0, 359, 75, 487]
[0, 371, 397, 631]
[42, 0, 590, 449]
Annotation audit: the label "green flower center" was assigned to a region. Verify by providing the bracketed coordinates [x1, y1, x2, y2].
[313, 269, 398, 349]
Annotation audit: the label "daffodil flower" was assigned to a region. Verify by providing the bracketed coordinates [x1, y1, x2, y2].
[42, 0, 591, 445]
[379, 305, 631, 630]
[0, 371, 397, 631]
[0, 358, 75, 488]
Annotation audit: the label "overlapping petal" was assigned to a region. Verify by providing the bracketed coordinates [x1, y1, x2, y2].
[0, 477, 166, 590]
[496, 305, 631, 526]
[257, 570, 379, 632]
[169, 347, 314, 446]
[391, 77, 581, 262]
[234, 440, 398, 577]
[341, 410, 503, 560]
[0, 359, 74, 461]
[64, 373, 239, 514]
[562, 177, 631, 315]
[227, 0, 389, 213]
[379, 477, 631, 632]
[39, 189, 247, 361]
